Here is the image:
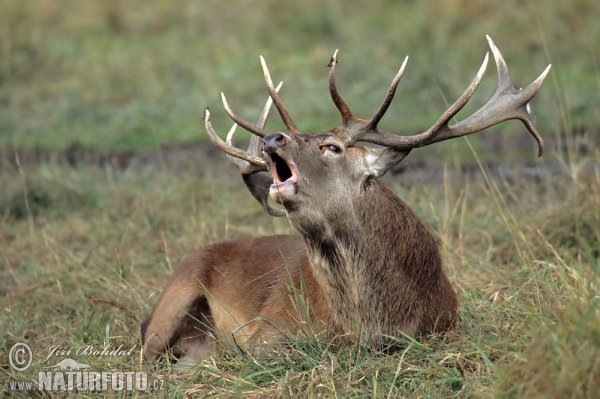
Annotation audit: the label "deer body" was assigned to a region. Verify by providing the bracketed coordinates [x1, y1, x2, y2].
[141, 36, 550, 368]
[142, 183, 455, 363]
[142, 235, 331, 365]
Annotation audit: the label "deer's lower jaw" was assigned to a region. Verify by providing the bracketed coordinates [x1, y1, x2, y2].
[270, 179, 298, 201]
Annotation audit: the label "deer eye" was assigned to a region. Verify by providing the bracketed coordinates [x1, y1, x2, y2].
[321, 144, 341, 154]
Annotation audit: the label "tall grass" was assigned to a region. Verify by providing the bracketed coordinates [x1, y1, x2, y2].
[1, 143, 598, 396]
[1, 0, 599, 397]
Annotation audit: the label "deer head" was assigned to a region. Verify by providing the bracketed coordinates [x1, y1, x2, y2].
[206, 36, 550, 230]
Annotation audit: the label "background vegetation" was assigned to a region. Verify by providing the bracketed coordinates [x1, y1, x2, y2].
[1, 0, 598, 150]
[1, 0, 599, 397]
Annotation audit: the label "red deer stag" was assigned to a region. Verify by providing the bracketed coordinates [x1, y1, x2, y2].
[141, 36, 550, 370]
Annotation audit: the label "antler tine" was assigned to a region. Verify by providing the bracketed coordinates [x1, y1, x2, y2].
[351, 53, 488, 148]
[328, 49, 355, 124]
[365, 56, 409, 130]
[204, 107, 267, 169]
[225, 124, 265, 174]
[256, 81, 284, 130]
[260, 56, 299, 133]
[221, 93, 270, 138]
[480, 35, 550, 156]
[418, 52, 489, 141]
[354, 36, 550, 157]
[226, 82, 283, 173]
[428, 36, 550, 156]
[207, 85, 286, 217]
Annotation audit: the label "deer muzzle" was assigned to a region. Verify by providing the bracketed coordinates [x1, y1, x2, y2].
[262, 132, 287, 154]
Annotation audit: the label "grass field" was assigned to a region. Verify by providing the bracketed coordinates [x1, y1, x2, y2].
[2, 0, 600, 398]
[2, 152, 599, 397]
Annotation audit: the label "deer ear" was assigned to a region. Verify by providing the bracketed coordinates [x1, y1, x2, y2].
[364, 148, 411, 177]
[242, 173, 286, 217]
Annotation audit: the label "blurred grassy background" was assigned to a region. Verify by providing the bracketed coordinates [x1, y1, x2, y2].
[1, 0, 598, 150]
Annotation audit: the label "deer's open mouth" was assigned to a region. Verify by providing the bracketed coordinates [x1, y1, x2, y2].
[269, 153, 297, 185]
[268, 153, 298, 199]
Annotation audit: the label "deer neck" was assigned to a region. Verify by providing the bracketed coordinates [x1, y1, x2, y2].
[298, 178, 442, 336]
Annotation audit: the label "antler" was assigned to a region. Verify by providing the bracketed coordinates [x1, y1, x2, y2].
[331, 36, 551, 156]
[219, 56, 299, 136]
[260, 56, 299, 133]
[204, 82, 286, 217]
[329, 50, 409, 131]
[205, 108, 267, 169]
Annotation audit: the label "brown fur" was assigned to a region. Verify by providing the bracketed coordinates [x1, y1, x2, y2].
[302, 178, 457, 340]
[141, 235, 333, 363]
[141, 133, 458, 364]
[143, 64, 461, 367]
[142, 41, 550, 367]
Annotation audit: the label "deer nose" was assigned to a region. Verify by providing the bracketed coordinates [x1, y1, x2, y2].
[262, 133, 287, 154]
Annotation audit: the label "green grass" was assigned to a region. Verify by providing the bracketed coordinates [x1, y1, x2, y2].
[1, 146, 599, 397]
[1, 0, 598, 150]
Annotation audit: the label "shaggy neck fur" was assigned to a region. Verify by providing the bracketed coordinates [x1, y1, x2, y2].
[298, 178, 456, 340]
